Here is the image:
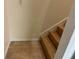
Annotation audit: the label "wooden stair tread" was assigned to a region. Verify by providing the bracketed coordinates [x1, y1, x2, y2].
[58, 25, 64, 30]
[40, 20, 66, 59]
[51, 31, 60, 43]
[41, 36, 56, 59]
[56, 25, 64, 37]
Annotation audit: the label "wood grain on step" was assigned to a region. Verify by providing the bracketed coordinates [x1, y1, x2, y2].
[41, 37, 56, 59]
[56, 26, 64, 37]
[51, 32, 60, 43]
[48, 31, 60, 49]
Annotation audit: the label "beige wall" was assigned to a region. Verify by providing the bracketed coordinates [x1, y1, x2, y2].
[41, 0, 74, 32]
[9, 0, 74, 41]
[9, 0, 51, 41]
[4, 0, 10, 56]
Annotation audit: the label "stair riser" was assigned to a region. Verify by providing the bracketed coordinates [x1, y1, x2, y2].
[56, 27, 63, 37]
[40, 39, 51, 59]
[39, 20, 66, 59]
[48, 33, 58, 49]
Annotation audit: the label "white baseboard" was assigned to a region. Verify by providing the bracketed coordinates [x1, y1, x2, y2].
[40, 17, 69, 35]
[10, 38, 39, 41]
[5, 41, 11, 57]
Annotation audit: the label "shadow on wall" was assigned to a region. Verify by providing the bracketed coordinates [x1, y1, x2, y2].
[71, 52, 75, 59]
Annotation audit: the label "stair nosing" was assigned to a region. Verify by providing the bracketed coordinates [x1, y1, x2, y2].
[51, 32, 60, 43]
[42, 37, 56, 58]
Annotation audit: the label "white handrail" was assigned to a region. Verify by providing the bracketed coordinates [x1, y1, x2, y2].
[40, 17, 69, 35]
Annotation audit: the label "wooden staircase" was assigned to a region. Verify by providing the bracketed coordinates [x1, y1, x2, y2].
[40, 21, 66, 59]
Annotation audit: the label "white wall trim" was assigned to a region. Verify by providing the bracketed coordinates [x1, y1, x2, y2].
[10, 38, 39, 41]
[5, 41, 10, 57]
[62, 31, 75, 59]
[40, 17, 69, 35]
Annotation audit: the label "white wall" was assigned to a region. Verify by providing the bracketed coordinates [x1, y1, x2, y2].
[4, 0, 10, 56]
[54, 4, 75, 59]
[9, 0, 74, 41]
[62, 31, 75, 59]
